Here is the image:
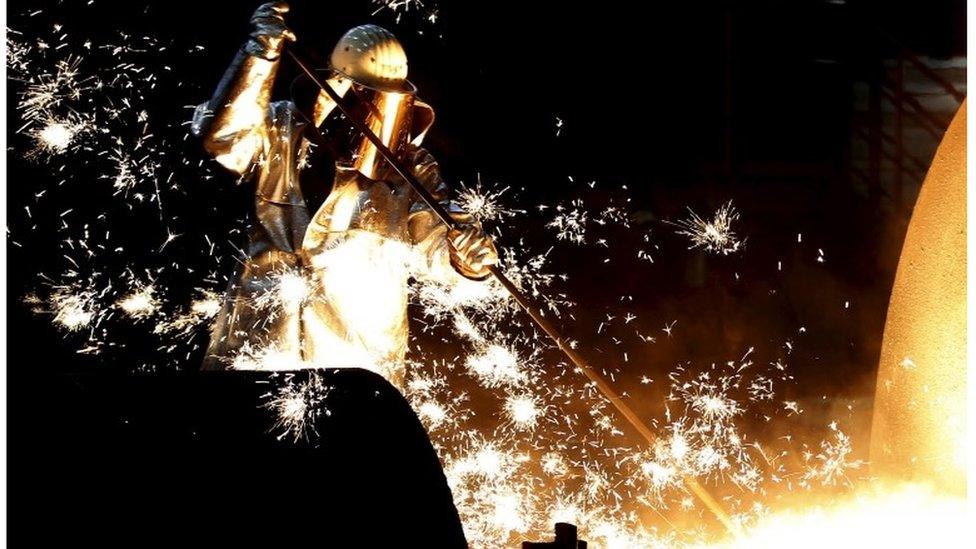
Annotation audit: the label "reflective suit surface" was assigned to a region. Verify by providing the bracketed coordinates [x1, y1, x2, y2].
[192, 12, 490, 388]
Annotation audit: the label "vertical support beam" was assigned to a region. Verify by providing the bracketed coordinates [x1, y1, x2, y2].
[867, 69, 883, 207]
[722, 8, 734, 181]
[894, 55, 905, 212]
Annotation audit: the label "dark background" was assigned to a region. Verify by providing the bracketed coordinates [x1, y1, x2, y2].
[6, 0, 966, 543]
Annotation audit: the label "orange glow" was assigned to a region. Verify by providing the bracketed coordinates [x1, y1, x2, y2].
[708, 484, 966, 548]
[870, 101, 967, 493]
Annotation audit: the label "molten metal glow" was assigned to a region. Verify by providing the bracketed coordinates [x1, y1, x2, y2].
[870, 101, 967, 493]
[711, 485, 967, 549]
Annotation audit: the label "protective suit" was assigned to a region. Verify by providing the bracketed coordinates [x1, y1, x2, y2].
[192, 2, 497, 388]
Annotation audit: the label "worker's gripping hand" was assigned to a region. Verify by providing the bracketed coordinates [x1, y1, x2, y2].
[448, 224, 499, 281]
[245, 1, 297, 60]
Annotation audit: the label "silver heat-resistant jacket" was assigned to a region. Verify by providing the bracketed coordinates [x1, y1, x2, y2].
[192, 48, 471, 388]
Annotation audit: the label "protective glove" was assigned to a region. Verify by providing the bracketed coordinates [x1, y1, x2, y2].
[448, 224, 498, 280]
[244, 1, 297, 61]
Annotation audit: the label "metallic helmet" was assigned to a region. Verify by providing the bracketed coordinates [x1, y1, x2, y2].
[329, 24, 409, 93]
[311, 24, 432, 180]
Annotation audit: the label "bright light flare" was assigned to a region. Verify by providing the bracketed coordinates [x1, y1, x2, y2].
[709, 484, 967, 549]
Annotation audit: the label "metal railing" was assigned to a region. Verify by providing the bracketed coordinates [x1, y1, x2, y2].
[852, 47, 964, 213]
[847, 8, 965, 214]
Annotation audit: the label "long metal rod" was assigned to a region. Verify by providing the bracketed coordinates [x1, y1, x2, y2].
[287, 48, 740, 537]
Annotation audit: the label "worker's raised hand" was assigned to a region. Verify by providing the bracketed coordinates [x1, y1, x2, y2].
[245, 1, 296, 60]
[448, 224, 499, 280]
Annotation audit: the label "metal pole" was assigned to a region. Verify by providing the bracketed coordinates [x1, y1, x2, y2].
[286, 48, 740, 537]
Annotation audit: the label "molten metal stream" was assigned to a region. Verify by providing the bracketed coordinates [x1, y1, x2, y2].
[287, 47, 740, 537]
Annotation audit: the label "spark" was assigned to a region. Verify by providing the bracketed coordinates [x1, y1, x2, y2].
[158, 229, 181, 252]
[370, 0, 440, 25]
[672, 200, 743, 255]
[417, 400, 449, 429]
[465, 343, 527, 388]
[50, 285, 98, 331]
[108, 150, 139, 192]
[190, 293, 222, 317]
[456, 181, 522, 222]
[231, 342, 309, 371]
[504, 393, 543, 430]
[117, 282, 159, 319]
[254, 269, 312, 312]
[35, 120, 78, 152]
[663, 320, 677, 337]
[547, 199, 588, 244]
[371, 0, 426, 14]
[262, 372, 331, 443]
[800, 423, 864, 488]
[153, 289, 221, 336]
[15, 55, 92, 121]
[540, 452, 568, 476]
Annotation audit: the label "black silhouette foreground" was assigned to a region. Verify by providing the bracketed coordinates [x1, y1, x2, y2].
[16, 368, 467, 547]
[523, 523, 588, 548]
